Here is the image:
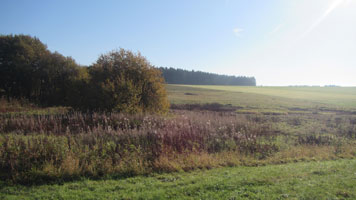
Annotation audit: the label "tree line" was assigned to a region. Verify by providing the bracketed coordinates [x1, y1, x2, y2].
[0, 34, 256, 113]
[0, 34, 168, 113]
[159, 67, 256, 86]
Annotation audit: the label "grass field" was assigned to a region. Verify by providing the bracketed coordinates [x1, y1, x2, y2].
[167, 84, 356, 114]
[2, 159, 356, 199]
[2, 85, 356, 199]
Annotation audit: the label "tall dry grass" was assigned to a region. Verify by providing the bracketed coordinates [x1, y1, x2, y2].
[1, 109, 356, 184]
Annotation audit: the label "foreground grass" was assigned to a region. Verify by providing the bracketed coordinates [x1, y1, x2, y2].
[1, 159, 356, 200]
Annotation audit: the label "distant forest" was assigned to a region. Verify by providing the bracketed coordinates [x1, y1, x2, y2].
[159, 67, 256, 86]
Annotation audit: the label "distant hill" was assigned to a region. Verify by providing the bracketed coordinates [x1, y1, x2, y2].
[159, 67, 256, 86]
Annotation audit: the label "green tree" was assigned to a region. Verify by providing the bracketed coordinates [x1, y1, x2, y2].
[0, 34, 49, 100]
[35, 52, 81, 106]
[0, 34, 81, 106]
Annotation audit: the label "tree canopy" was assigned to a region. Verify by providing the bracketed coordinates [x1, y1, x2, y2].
[0, 34, 81, 106]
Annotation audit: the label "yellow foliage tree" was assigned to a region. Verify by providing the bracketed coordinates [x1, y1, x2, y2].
[80, 49, 169, 113]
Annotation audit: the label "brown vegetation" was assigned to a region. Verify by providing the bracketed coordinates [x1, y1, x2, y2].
[1, 107, 356, 184]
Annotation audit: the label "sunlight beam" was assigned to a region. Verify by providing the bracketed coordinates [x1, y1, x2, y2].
[301, 0, 346, 38]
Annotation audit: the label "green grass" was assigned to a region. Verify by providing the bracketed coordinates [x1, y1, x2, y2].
[166, 84, 356, 113]
[2, 159, 356, 199]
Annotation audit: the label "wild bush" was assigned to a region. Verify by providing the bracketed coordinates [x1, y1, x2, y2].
[75, 49, 169, 113]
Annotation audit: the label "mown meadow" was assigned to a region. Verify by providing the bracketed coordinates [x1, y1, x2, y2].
[2, 159, 356, 199]
[1, 85, 356, 199]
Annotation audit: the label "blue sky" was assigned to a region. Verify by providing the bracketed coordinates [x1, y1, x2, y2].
[1, 0, 355, 86]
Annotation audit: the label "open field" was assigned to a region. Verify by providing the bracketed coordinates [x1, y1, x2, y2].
[2, 159, 356, 199]
[166, 84, 356, 114]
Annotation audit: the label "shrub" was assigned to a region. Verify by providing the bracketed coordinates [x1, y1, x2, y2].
[74, 49, 169, 113]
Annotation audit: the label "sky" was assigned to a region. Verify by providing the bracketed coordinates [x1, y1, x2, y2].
[1, 0, 356, 86]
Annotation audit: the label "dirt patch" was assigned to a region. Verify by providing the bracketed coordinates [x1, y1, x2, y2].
[170, 103, 242, 112]
[184, 93, 197, 96]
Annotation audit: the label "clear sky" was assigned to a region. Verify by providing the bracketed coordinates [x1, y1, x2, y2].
[1, 0, 355, 86]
